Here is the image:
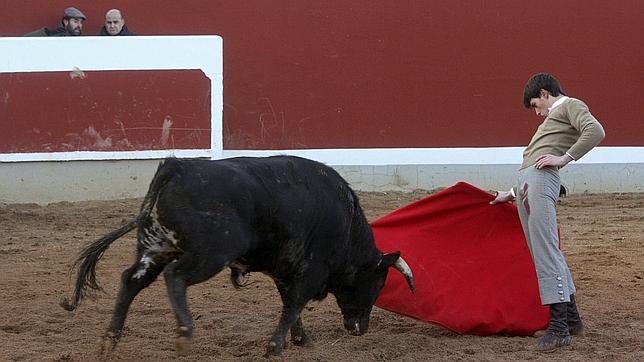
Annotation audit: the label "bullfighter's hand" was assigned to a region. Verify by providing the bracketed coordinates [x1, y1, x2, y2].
[534, 154, 573, 169]
[489, 191, 514, 205]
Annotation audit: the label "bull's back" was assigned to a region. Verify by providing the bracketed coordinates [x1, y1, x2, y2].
[156, 156, 357, 240]
[164, 156, 350, 204]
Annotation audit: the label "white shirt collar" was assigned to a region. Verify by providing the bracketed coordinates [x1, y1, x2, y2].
[548, 96, 569, 112]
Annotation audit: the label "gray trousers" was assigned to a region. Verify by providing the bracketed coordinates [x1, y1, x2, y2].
[516, 166, 576, 305]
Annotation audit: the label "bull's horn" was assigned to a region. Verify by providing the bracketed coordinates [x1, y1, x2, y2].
[393, 257, 415, 293]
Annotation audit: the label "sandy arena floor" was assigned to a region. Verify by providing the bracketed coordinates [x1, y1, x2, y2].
[1, 190, 642, 361]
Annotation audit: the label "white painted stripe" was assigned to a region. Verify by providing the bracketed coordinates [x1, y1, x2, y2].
[0, 150, 212, 162]
[222, 147, 525, 165]
[221, 147, 644, 166]
[2, 147, 641, 164]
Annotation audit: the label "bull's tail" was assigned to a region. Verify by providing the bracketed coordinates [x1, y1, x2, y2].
[138, 157, 183, 217]
[61, 220, 138, 311]
[62, 158, 182, 311]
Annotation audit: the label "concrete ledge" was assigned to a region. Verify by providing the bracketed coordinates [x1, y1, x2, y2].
[1, 160, 642, 205]
[0, 160, 161, 204]
[336, 164, 644, 194]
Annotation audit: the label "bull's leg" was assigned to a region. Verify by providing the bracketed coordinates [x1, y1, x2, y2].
[163, 254, 228, 356]
[163, 261, 194, 356]
[266, 304, 307, 357]
[102, 257, 165, 354]
[274, 282, 312, 347]
[291, 316, 313, 347]
[266, 281, 310, 356]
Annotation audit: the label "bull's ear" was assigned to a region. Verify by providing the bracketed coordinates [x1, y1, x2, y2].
[377, 251, 400, 270]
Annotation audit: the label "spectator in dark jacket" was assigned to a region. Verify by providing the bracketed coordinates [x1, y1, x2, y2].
[99, 9, 136, 36]
[23, 7, 86, 37]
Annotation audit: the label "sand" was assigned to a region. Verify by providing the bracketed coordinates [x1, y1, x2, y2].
[1, 190, 642, 361]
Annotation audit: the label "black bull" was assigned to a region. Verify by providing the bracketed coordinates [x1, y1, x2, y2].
[62, 156, 415, 356]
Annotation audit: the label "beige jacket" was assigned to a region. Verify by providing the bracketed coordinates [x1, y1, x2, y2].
[521, 97, 605, 169]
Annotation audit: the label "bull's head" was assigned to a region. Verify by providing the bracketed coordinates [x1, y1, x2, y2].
[334, 252, 414, 336]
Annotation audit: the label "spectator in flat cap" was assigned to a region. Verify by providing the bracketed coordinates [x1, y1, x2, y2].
[23, 7, 86, 37]
[99, 9, 136, 36]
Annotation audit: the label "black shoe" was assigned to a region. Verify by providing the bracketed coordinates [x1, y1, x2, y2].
[567, 294, 585, 336]
[537, 330, 572, 351]
[568, 321, 584, 336]
[537, 302, 572, 351]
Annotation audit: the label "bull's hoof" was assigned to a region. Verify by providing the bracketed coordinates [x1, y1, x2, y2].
[175, 326, 192, 356]
[60, 297, 76, 311]
[264, 341, 283, 358]
[98, 332, 119, 356]
[291, 334, 313, 347]
[175, 336, 192, 356]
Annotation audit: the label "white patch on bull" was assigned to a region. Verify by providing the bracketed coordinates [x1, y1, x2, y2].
[133, 211, 183, 281]
[133, 255, 155, 279]
[139, 210, 182, 252]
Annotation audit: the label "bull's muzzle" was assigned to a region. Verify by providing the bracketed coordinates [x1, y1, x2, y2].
[344, 316, 369, 336]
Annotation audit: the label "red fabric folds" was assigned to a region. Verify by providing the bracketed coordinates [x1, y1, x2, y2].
[372, 182, 549, 336]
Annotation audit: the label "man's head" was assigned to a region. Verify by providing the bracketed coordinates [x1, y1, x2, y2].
[104, 9, 125, 36]
[523, 73, 567, 117]
[62, 7, 86, 36]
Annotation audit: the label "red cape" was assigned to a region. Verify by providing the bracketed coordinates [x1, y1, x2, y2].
[372, 182, 549, 335]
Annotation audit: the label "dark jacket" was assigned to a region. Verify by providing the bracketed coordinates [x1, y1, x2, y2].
[23, 26, 74, 37]
[99, 25, 136, 36]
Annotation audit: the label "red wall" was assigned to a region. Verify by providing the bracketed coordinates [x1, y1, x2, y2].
[1, 0, 642, 151]
[0, 70, 210, 153]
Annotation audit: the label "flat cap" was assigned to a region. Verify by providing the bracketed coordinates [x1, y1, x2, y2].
[63, 7, 86, 20]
